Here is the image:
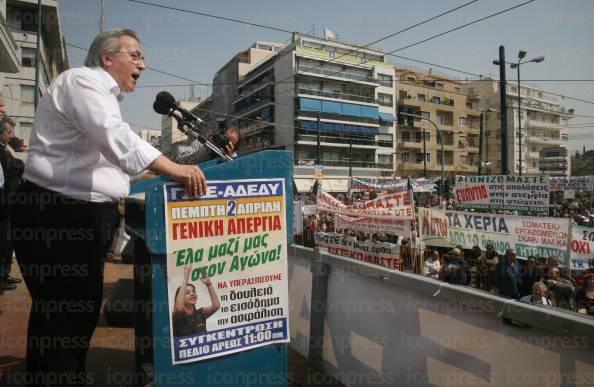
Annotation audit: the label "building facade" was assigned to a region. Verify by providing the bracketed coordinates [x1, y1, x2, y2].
[1, 0, 68, 143]
[395, 69, 481, 178]
[212, 33, 396, 192]
[0, 0, 20, 84]
[465, 80, 572, 176]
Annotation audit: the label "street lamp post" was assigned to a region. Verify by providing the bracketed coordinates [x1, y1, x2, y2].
[510, 52, 544, 175]
[399, 112, 444, 197]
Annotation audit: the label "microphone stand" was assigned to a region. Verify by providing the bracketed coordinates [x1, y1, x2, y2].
[174, 115, 233, 162]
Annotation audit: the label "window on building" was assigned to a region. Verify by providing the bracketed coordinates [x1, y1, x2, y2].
[21, 47, 35, 67]
[415, 131, 430, 143]
[431, 96, 441, 104]
[401, 132, 411, 141]
[454, 86, 461, 92]
[460, 155, 467, 165]
[437, 154, 443, 165]
[466, 102, 473, 109]
[378, 154, 392, 164]
[459, 117, 466, 126]
[417, 93, 426, 101]
[377, 74, 393, 87]
[420, 111, 430, 120]
[435, 82, 444, 89]
[21, 85, 35, 103]
[407, 76, 416, 83]
[378, 93, 393, 107]
[416, 153, 430, 163]
[401, 152, 410, 163]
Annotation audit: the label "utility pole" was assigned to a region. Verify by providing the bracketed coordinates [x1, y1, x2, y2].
[99, 0, 105, 32]
[33, 0, 42, 110]
[496, 46, 509, 174]
[478, 112, 484, 175]
[316, 113, 321, 165]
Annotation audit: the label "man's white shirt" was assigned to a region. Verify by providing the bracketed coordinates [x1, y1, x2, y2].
[25, 66, 161, 202]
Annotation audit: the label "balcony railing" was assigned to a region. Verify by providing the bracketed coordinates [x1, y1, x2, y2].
[297, 109, 380, 124]
[297, 65, 379, 84]
[296, 130, 393, 148]
[298, 88, 378, 104]
[525, 135, 566, 146]
[319, 160, 393, 169]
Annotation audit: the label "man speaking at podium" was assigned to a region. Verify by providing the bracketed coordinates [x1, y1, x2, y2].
[12, 29, 207, 386]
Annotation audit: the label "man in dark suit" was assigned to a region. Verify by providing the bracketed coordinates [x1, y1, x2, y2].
[0, 115, 24, 291]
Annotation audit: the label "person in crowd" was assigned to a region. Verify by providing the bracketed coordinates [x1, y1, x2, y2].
[484, 244, 500, 291]
[399, 238, 412, 272]
[519, 282, 552, 306]
[423, 250, 441, 280]
[576, 273, 594, 316]
[0, 116, 24, 292]
[468, 245, 483, 289]
[11, 29, 209, 386]
[0, 95, 29, 152]
[172, 265, 220, 337]
[439, 248, 469, 285]
[494, 249, 522, 299]
[520, 256, 540, 297]
[178, 126, 239, 164]
[546, 266, 575, 310]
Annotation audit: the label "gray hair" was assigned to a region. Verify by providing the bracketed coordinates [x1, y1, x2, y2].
[533, 282, 546, 291]
[0, 115, 16, 133]
[84, 29, 141, 67]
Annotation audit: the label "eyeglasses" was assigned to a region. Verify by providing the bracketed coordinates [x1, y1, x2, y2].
[112, 50, 145, 64]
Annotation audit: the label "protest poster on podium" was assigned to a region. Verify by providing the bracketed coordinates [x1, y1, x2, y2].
[163, 179, 290, 365]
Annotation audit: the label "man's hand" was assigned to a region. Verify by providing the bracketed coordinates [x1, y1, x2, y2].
[184, 265, 191, 281]
[223, 140, 235, 156]
[148, 155, 207, 197]
[170, 164, 207, 197]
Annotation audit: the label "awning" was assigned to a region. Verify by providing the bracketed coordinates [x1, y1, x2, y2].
[321, 179, 349, 192]
[294, 178, 317, 193]
[379, 112, 395, 122]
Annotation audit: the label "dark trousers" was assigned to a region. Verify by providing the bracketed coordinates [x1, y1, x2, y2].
[0, 207, 13, 280]
[11, 182, 119, 387]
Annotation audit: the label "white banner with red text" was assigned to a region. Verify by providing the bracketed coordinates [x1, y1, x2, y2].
[453, 175, 549, 213]
[570, 225, 594, 270]
[317, 188, 415, 219]
[315, 232, 400, 270]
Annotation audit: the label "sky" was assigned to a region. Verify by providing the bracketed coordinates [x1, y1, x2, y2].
[57, 0, 594, 153]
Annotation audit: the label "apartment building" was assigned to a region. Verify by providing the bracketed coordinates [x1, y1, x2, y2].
[395, 68, 481, 178]
[0, 0, 19, 84]
[465, 80, 572, 176]
[1, 0, 68, 144]
[211, 33, 396, 192]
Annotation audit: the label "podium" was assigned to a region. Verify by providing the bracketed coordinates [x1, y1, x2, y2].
[126, 151, 293, 386]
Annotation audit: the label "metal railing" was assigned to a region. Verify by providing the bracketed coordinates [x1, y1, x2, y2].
[297, 65, 379, 84]
[298, 88, 378, 104]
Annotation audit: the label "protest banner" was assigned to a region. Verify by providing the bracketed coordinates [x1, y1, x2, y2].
[411, 177, 438, 193]
[418, 207, 570, 261]
[335, 214, 412, 237]
[349, 177, 437, 193]
[570, 225, 594, 270]
[315, 232, 400, 269]
[550, 176, 594, 193]
[164, 179, 290, 364]
[453, 175, 549, 212]
[350, 177, 408, 191]
[317, 188, 414, 219]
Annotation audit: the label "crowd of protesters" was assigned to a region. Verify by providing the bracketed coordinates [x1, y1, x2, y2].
[296, 189, 594, 318]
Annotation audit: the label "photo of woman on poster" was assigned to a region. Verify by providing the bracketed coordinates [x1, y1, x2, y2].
[172, 265, 221, 337]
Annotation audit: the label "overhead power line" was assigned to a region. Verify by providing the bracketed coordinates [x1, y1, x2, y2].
[388, 0, 536, 53]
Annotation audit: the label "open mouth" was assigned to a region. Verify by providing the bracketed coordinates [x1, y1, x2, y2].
[131, 73, 140, 82]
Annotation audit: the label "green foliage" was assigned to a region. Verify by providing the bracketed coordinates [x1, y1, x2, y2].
[572, 150, 594, 176]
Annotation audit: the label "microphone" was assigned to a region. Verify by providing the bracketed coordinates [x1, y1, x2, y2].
[152, 91, 233, 162]
[153, 91, 203, 124]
